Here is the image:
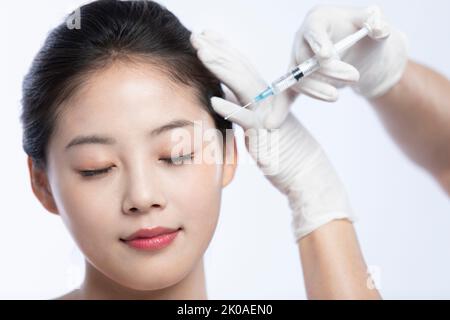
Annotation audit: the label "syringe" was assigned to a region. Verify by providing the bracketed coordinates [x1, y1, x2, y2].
[224, 26, 370, 120]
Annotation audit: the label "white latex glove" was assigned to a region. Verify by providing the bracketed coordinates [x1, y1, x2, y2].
[190, 31, 355, 241]
[264, 5, 408, 128]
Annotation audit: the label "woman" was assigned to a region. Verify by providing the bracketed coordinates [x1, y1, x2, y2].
[21, 0, 379, 299]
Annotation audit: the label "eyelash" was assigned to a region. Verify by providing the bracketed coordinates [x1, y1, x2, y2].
[79, 167, 113, 177]
[78, 153, 194, 177]
[160, 152, 195, 166]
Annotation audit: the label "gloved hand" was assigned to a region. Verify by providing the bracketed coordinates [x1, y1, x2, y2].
[287, 5, 408, 111]
[190, 31, 355, 241]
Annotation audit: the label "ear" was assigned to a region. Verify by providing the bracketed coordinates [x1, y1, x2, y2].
[27, 157, 59, 215]
[221, 135, 238, 188]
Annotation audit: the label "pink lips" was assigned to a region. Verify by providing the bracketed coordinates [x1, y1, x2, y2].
[121, 226, 180, 251]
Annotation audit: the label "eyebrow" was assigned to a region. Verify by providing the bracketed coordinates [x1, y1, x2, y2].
[65, 119, 195, 150]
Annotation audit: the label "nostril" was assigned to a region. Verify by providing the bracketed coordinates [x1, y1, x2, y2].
[127, 203, 163, 214]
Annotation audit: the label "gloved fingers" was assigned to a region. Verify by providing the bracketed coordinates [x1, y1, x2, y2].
[190, 32, 267, 108]
[222, 85, 240, 105]
[302, 15, 335, 60]
[263, 89, 297, 129]
[190, 33, 240, 81]
[198, 29, 227, 44]
[198, 52, 262, 107]
[316, 58, 360, 84]
[291, 34, 359, 85]
[291, 77, 339, 102]
[210, 97, 259, 129]
[353, 5, 390, 39]
[192, 30, 234, 56]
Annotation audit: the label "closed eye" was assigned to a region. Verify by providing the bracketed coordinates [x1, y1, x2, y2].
[79, 166, 113, 177]
[160, 152, 194, 166]
[77, 152, 194, 177]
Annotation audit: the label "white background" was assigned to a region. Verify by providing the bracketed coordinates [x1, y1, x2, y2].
[1, 0, 449, 299]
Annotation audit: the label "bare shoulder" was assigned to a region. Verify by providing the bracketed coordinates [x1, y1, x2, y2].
[53, 289, 82, 300]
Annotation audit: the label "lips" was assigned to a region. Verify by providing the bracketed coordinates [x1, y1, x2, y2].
[123, 226, 180, 241]
[121, 226, 181, 251]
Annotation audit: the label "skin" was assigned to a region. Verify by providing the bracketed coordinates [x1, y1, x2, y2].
[26, 36, 448, 302]
[299, 220, 381, 299]
[300, 61, 450, 299]
[192, 30, 380, 299]
[190, 27, 450, 300]
[371, 61, 450, 196]
[27, 60, 237, 299]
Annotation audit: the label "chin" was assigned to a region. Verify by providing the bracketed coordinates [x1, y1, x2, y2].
[108, 260, 194, 292]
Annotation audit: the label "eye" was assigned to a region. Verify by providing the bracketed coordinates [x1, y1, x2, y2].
[78, 166, 113, 177]
[160, 152, 194, 166]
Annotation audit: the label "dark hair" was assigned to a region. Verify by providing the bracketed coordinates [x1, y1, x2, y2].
[21, 0, 232, 169]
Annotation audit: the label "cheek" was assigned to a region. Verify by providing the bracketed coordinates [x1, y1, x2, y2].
[165, 161, 223, 238]
[50, 169, 121, 256]
[52, 160, 223, 239]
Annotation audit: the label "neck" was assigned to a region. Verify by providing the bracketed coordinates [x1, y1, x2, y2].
[75, 258, 208, 300]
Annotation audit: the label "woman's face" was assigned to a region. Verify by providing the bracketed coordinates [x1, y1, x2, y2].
[32, 61, 236, 290]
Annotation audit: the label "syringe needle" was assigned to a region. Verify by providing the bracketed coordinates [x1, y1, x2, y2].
[224, 101, 253, 120]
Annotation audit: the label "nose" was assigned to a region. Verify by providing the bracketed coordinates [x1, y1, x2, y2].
[122, 165, 167, 215]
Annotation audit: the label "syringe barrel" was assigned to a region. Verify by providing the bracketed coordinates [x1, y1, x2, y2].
[269, 57, 320, 95]
[299, 57, 320, 77]
[262, 27, 369, 101]
[292, 27, 369, 78]
[270, 72, 297, 94]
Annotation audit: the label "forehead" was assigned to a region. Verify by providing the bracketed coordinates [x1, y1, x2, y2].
[53, 61, 214, 141]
